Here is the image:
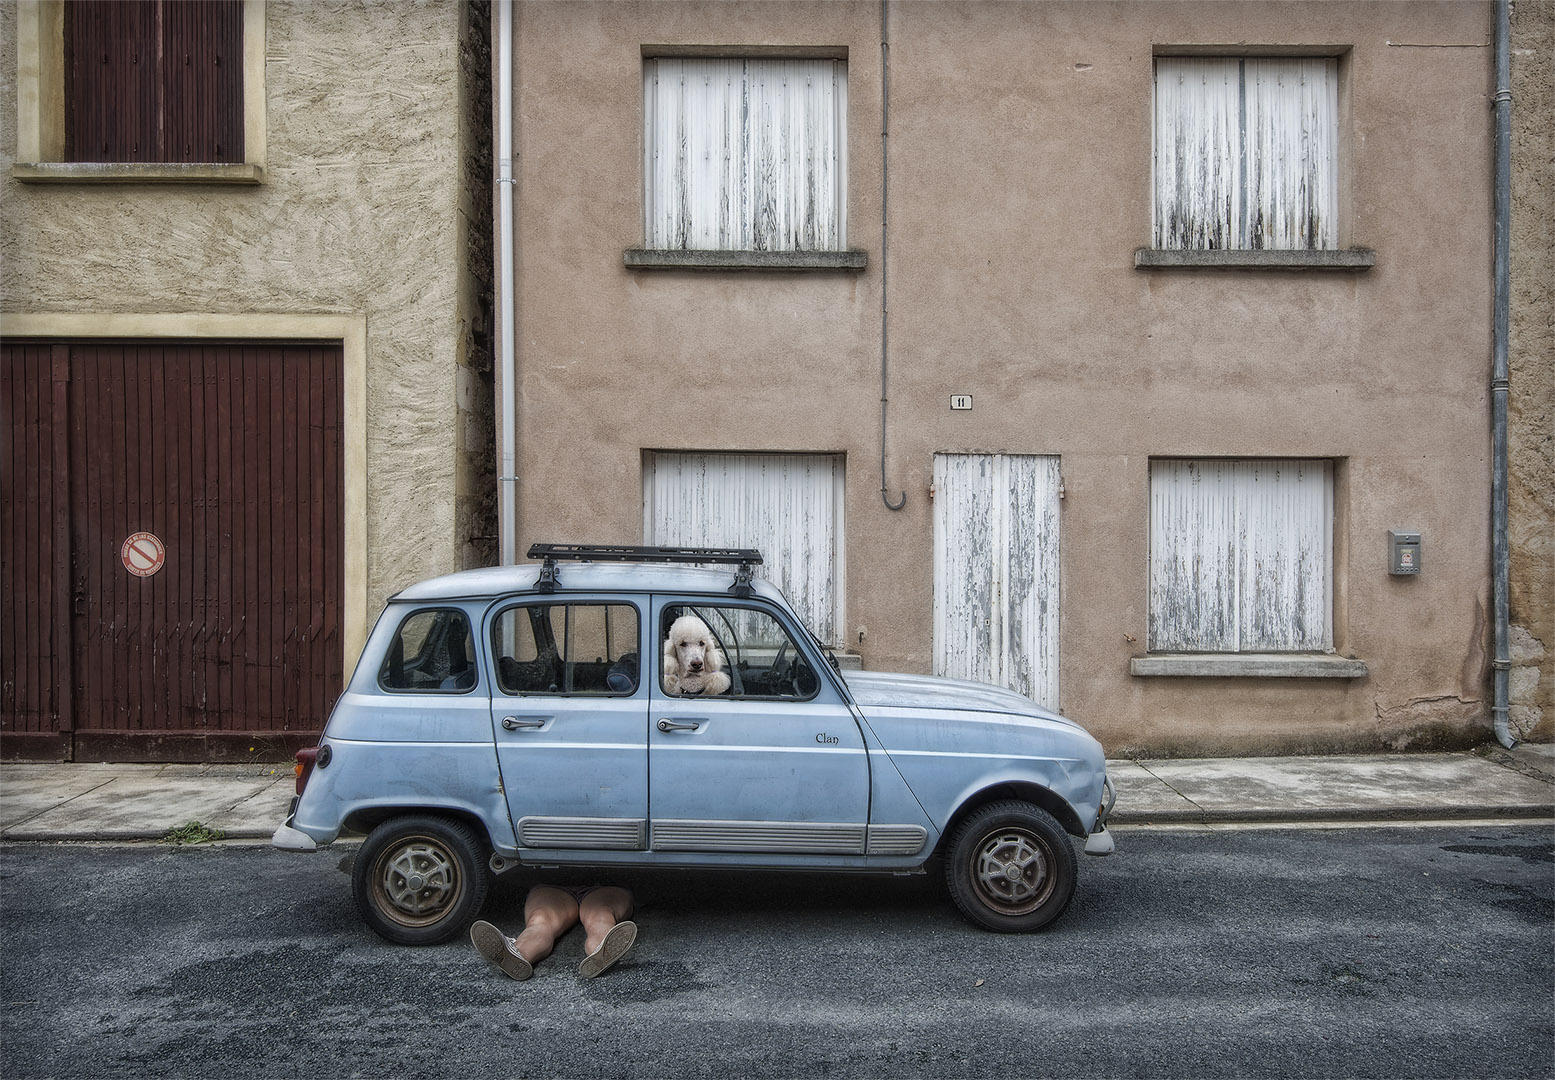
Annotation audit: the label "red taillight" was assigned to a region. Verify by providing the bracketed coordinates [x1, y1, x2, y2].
[295, 746, 320, 795]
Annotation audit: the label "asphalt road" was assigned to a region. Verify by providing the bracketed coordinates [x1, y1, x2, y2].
[2, 824, 1551, 1079]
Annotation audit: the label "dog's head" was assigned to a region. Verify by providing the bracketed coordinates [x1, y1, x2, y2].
[663, 614, 725, 681]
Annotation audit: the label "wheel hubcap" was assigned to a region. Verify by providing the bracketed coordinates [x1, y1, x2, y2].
[972, 828, 1054, 916]
[376, 838, 460, 923]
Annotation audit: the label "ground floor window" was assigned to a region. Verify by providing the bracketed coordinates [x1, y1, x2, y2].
[1148, 458, 1333, 652]
[644, 452, 844, 646]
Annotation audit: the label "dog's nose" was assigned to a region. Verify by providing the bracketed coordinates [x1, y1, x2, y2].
[689, 660, 703, 671]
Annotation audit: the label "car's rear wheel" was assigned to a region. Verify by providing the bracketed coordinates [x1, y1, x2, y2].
[944, 800, 1076, 933]
[352, 815, 490, 945]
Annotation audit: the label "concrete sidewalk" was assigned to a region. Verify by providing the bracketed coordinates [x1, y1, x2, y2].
[1, 745, 1552, 843]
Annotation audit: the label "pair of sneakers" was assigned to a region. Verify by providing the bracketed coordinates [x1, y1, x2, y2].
[469, 919, 638, 981]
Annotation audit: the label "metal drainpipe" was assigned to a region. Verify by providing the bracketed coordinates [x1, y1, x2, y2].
[1491, 0, 1515, 748]
[497, 0, 519, 564]
[879, 0, 905, 511]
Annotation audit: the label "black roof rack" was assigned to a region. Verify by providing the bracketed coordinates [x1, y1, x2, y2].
[526, 544, 765, 596]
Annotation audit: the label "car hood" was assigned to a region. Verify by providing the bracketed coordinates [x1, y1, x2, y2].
[840, 670, 1083, 731]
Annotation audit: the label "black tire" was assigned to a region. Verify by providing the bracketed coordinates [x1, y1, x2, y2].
[943, 800, 1077, 933]
[352, 815, 490, 945]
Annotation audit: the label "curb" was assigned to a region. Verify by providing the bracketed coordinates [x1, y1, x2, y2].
[1111, 804, 1555, 827]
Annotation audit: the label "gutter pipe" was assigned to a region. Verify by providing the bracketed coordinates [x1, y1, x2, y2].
[880, 0, 905, 511]
[496, 0, 518, 565]
[1491, 0, 1515, 748]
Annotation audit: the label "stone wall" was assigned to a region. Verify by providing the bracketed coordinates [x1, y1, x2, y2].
[1510, 0, 1554, 741]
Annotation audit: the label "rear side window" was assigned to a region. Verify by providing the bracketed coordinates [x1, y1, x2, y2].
[493, 603, 640, 696]
[380, 609, 477, 693]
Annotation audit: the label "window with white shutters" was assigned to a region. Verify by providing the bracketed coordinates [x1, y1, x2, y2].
[644, 452, 844, 646]
[1153, 57, 1338, 251]
[1148, 459, 1333, 652]
[643, 57, 847, 253]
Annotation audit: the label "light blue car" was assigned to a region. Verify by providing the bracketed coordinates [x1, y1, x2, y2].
[274, 545, 1115, 943]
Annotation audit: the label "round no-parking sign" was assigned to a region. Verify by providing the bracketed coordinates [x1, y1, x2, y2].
[121, 532, 166, 577]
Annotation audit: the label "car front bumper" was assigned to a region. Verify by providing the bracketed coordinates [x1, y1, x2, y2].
[1083, 774, 1117, 856]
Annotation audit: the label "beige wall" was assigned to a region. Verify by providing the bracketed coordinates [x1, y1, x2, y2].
[504, 0, 1501, 755]
[2, 0, 494, 666]
[1510, 0, 1554, 742]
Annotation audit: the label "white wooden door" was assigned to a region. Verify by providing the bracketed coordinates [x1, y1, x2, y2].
[933, 453, 1061, 708]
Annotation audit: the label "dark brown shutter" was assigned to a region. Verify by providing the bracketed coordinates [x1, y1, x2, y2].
[65, 0, 243, 164]
[161, 1, 245, 162]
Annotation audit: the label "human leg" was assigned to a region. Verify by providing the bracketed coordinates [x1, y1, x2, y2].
[577, 886, 636, 978]
[469, 885, 581, 981]
[513, 885, 581, 965]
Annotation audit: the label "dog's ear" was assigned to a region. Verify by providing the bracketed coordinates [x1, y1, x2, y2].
[704, 638, 725, 673]
[662, 634, 679, 678]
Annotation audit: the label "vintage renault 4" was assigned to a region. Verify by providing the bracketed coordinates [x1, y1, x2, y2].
[274, 544, 1115, 943]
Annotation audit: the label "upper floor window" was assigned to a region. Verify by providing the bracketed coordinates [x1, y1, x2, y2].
[643, 56, 847, 253]
[1153, 57, 1338, 251]
[65, 0, 244, 164]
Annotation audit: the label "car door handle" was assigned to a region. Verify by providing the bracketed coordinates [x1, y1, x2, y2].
[502, 716, 546, 730]
[657, 719, 700, 733]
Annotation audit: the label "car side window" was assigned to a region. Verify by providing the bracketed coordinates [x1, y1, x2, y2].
[661, 604, 819, 700]
[493, 603, 640, 696]
[379, 609, 477, 693]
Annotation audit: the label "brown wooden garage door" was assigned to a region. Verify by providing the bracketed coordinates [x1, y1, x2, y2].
[2, 340, 343, 761]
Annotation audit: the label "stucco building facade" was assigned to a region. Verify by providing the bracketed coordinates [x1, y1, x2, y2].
[1, 0, 494, 759]
[3, 0, 1543, 761]
[494, 0, 1531, 755]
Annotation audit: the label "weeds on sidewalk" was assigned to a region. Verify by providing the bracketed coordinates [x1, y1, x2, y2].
[161, 820, 226, 845]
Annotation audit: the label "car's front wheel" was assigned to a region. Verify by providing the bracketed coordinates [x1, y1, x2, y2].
[352, 815, 490, 945]
[944, 800, 1077, 933]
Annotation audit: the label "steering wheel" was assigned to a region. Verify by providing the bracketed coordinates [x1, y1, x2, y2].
[759, 639, 790, 693]
[771, 639, 815, 697]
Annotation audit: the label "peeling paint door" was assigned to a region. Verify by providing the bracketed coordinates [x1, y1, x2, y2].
[932, 454, 1061, 708]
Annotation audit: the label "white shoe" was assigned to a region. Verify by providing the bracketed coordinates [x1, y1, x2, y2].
[470, 920, 533, 981]
[578, 920, 637, 978]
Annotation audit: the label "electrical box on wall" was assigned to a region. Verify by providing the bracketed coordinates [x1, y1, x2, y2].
[1389, 530, 1422, 575]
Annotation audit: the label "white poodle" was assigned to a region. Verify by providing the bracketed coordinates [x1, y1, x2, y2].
[662, 614, 730, 696]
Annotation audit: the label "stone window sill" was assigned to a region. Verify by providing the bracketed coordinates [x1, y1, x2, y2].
[1134, 248, 1375, 271]
[13, 162, 265, 185]
[625, 248, 868, 272]
[1130, 653, 1370, 679]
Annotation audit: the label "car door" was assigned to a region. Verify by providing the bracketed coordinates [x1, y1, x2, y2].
[647, 597, 870, 857]
[489, 597, 650, 851]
